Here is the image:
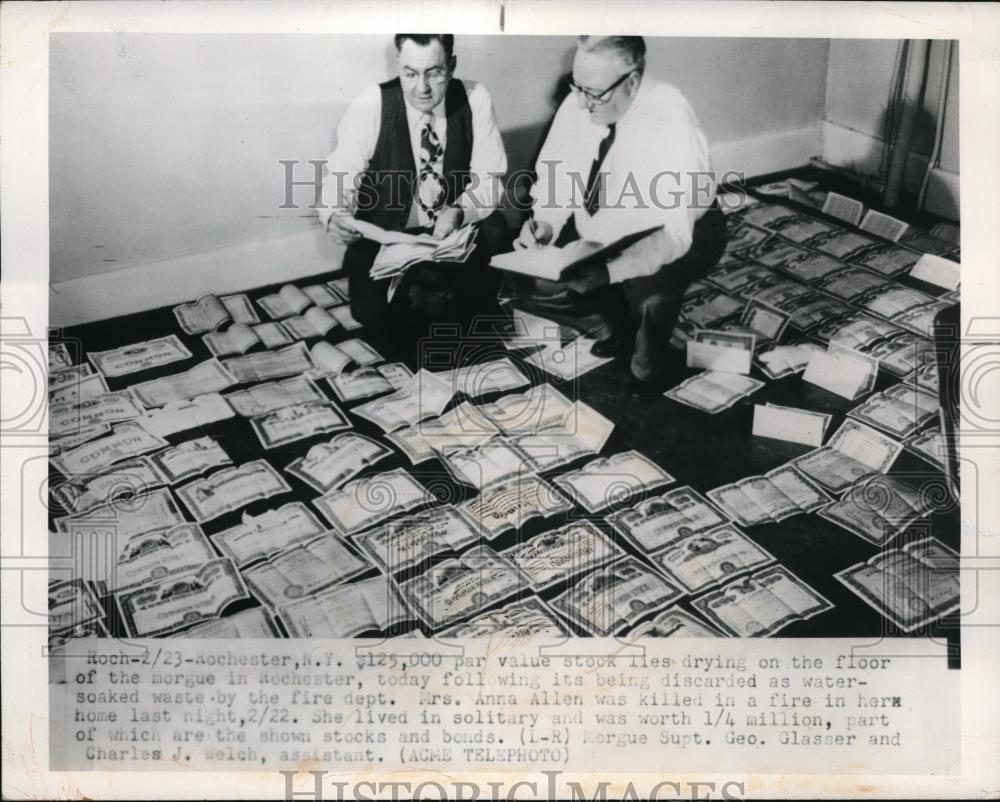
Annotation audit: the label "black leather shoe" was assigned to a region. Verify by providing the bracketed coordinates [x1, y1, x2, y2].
[590, 333, 632, 358]
[627, 375, 671, 397]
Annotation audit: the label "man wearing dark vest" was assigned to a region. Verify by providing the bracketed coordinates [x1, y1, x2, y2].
[318, 34, 508, 339]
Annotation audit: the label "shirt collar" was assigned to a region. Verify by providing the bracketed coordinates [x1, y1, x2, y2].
[403, 95, 447, 129]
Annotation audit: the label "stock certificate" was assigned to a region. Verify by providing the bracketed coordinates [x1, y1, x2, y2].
[148, 436, 232, 484]
[351, 369, 453, 432]
[100, 522, 217, 593]
[626, 607, 724, 638]
[243, 534, 370, 607]
[502, 520, 624, 590]
[49, 342, 73, 371]
[791, 420, 903, 493]
[476, 383, 574, 434]
[313, 469, 435, 536]
[523, 338, 614, 380]
[173, 294, 231, 334]
[134, 393, 235, 438]
[327, 362, 413, 403]
[440, 437, 535, 490]
[691, 565, 833, 637]
[284, 432, 393, 493]
[400, 545, 527, 628]
[606, 485, 729, 553]
[438, 357, 531, 398]
[224, 375, 325, 417]
[651, 524, 776, 593]
[257, 284, 312, 319]
[130, 359, 237, 407]
[50, 457, 167, 516]
[250, 400, 351, 449]
[52, 487, 186, 542]
[459, 474, 574, 538]
[221, 342, 313, 383]
[438, 597, 571, 638]
[835, 537, 959, 632]
[48, 579, 104, 632]
[818, 474, 932, 547]
[664, 371, 764, 414]
[351, 505, 479, 574]
[49, 372, 109, 405]
[553, 450, 675, 513]
[213, 502, 328, 566]
[117, 558, 251, 637]
[175, 460, 291, 522]
[49, 391, 145, 437]
[49, 363, 94, 395]
[50, 421, 168, 477]
[551, 557, 685, 636]
[277, 577, 410, 637]
[176, 607, 281, 638]
[88, 334, 192, 377]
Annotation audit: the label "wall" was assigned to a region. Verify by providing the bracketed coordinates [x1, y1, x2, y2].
[821, 38, 959, 219]
[50, 34, 830, 324]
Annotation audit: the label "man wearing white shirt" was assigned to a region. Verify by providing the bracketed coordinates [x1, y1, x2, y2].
[319, 34, 508, 334]
[516, 36, 726, 394]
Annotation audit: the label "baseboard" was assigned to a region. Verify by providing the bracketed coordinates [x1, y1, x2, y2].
[50, 223, 342, 327]
[50, 125, 824, 327]
[711, 124, 822, 184]
[923, 166, 960, 222]
[821, 120, 959, 222]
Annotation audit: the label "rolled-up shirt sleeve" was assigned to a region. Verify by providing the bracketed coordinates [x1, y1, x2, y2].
[316, 85, 381, 231]
[529, 98, 583, 240]
[457, 82, 508, 224]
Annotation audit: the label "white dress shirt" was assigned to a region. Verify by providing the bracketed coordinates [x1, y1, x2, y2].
[318, 79, 508, 231]
[531, 76, 715, 284]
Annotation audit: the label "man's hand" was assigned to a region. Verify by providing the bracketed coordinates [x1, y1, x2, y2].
[326, 213, 361, 246]
[432, 207, 464, 240]
[563, 260, 610, 294]
[515, 218, 553, 250]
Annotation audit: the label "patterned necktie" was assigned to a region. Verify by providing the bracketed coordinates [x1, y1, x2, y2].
[584, 123, 617, 216]
[416, 112, 446, 222]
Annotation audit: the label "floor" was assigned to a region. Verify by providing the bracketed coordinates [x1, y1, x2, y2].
[51, 168, 961, 656]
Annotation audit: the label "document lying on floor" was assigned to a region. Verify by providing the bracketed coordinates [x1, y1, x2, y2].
[490, 224, 662, 281]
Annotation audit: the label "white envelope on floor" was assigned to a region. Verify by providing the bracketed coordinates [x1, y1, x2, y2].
[752, 404, 826, 447]
[686, 340, 752, 374]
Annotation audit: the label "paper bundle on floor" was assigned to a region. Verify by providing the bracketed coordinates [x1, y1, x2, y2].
[752, 403, 831, 447]
[686, 330, 754, 374]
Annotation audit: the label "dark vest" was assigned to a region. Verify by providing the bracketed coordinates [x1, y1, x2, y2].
[355, 77, 474, 231]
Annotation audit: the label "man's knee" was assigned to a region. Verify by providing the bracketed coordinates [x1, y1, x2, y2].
[476, 210, 512, 255]
[349, 296, 389, 329]
[634, 288, 684, 327]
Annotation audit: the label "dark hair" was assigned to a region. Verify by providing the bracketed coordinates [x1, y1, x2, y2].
[578, 35, 646, 75]
[394, 34, 455, 60]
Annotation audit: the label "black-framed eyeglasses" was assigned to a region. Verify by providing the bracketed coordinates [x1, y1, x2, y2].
[568, 70, 636, 106]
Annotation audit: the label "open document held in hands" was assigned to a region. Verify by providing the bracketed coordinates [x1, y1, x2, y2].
[490, 224, 663, 281]
[350, 219, 479, 281]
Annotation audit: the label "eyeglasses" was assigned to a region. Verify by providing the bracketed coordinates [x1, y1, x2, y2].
[568, 70, 636, 106]
[401, 67, 450, 86]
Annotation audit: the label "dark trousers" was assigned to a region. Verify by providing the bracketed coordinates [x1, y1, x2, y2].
[512, 205, 727, 381]
[343, 210, 509, 342]
[616, 206, 727, 380]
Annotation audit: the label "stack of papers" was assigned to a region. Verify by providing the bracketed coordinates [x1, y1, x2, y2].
[356, 221, 478, 281]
